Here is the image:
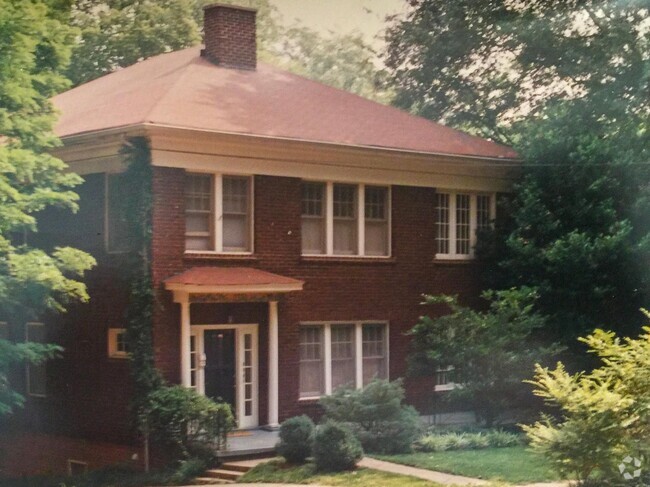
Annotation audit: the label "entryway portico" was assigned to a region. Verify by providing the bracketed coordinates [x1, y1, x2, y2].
[164, 267, 303, 429]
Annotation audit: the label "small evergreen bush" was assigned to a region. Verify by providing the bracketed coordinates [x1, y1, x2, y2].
[277, 415, 315, 464]
[312, 421, 363, 472]
[320, 379, 421, 454]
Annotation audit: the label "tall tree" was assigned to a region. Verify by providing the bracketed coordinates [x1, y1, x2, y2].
[386, 1, 650, 348]
[385, 0, 649, 143]
[0, 0, 95, 414]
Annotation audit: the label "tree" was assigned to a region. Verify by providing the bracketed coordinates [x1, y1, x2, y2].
[409, 288, 561, 426]
[480, 103, 650, 349]
[384, 0, 649, 143]
[386, 1, 650, 347]
[523, 311, 650, 482]
[0, 0, 95, 415]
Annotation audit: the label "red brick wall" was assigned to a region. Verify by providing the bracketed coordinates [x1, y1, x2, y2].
[5, 174, 135, 446]
[151, 169, 483, 420]
[203, 4, 257, 70]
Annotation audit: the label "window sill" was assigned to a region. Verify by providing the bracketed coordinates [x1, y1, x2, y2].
[434, 384, 457, 392]
[184, 252, 258, 261]
[432, 257, 476, 265]
[301, 255, 396, 265]
[298, 396, 322, 402]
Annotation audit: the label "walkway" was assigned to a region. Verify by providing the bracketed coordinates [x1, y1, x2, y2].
[359, 457, 488, 485]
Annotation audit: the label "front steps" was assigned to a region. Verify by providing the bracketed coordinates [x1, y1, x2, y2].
[193, 458, 270, 485]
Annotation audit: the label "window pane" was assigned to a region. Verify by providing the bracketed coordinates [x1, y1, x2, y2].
[333, 184, 356, 218]
[456, 194, 470, 254]
[107, 173, 132, 252]
[362, 324, 387, 385]
[302, 182, 326, 254]
[477, 195, 491, 230]
[299, 327, 324, 398]
[435, 193, 450, 254]
[331, 325, 355, 390]
[365, 187, 389, 256]
[222, 176, 250, 251]
[185, 173, 213, 251]
[333, 183, 357, 254]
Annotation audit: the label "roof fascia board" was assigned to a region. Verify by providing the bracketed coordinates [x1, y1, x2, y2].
[164, 282, 304, 294]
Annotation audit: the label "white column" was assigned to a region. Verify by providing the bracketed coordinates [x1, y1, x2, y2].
[268, 300, 279, 428]
[179, 292, 192, 387]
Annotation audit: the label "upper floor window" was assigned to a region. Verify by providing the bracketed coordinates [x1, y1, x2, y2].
[106, 173, 133, 253]
[185, 173, 253, 253]
[301, 182, 390, 257]
[435, 192, 494, 259]
[107, 328, 129, 359]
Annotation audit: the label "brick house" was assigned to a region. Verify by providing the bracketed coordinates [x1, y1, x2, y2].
[0, 4, 519, 476]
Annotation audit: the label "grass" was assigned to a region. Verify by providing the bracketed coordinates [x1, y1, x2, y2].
[375, 446, 565, 484]
[238, 458, 444, 487]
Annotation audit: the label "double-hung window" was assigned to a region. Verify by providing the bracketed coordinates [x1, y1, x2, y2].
[108, 328, 129, 359]
[185, 173, 253, 253]
[435, 192, 494, 259]
[301, 182, 390, 257]
[299, 322, 388, 399]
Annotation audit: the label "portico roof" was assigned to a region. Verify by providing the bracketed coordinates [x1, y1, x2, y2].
[164, 266, 304, 294]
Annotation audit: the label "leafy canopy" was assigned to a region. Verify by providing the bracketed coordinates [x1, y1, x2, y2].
[409, 288, 561, 426]
[0, 0, 95, 415]
[385, 0, 649, 143]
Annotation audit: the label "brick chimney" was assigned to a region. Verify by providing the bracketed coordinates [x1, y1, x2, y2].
[202, 3, 257, 70]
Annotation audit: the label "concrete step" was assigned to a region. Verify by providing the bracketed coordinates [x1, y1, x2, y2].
[192, 477, 234, 485]
[204, 468, 244, 481]
[221, 458, 270, 472]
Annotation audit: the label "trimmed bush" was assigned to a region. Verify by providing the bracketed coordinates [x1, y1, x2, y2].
[320, 379, 421, 454]
[277, 415, 315, 464]
[312, 421, 363, 472]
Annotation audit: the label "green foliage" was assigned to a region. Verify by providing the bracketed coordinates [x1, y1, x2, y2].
[414, 430, 522, 452]
[141, 385, 234, 460]
[523, 314, 650, 482]
[482, 104, 650, 350]
[0, 0, 95, 415]
[320, 379, 421, 454]
[277, 415, 315, 464]
[385, 1, 649, 143]
[409, 288, 561, 426]
[312, 421, 363, 472]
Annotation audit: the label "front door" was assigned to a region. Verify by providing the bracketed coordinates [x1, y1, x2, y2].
[204, 329, 236, 408]
[192, 325, 259, 429]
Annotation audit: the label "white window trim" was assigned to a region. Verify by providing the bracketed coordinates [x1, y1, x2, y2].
[434, 366, 456, 392]
[435, 191, 495, 260]
[302, 181, 392, 259]
[25, 322, 47, 398]
[107, 328, 129, 359]
[184, 172, 255, 255]
[298, 321, 390, 400]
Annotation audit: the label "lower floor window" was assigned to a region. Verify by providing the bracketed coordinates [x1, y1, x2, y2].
[299, 321, 388, 399]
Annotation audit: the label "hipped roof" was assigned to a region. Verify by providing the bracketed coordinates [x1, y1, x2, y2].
[53, 47, 517, 160]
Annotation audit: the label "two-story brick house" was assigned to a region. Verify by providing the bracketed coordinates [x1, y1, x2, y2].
[0, 4, 519, 476]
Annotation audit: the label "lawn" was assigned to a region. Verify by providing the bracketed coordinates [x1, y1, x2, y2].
[238, 458, 444, 487]
[375, 446, 565, 484]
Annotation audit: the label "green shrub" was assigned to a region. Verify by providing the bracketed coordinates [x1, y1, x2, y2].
[277, 415, 315, 464]
[414, 430, 521, 452]
[312, 421, 363, 472]
[141, 385, 234, 460]
[524, 320, 650, 482]
[170, 457, 207, 484]
[320, 379, 421, 454]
